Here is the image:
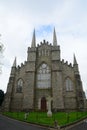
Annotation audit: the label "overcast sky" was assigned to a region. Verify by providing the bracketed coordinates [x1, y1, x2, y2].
[0, 0, 87, 95]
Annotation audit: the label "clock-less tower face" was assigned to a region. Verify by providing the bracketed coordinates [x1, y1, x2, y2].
[37, 63, 51, 89]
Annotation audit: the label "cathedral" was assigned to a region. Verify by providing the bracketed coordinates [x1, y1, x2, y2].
[3, 28, 86, 112]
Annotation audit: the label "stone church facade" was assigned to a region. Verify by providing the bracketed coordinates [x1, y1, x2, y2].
[3, 29, 86, 111]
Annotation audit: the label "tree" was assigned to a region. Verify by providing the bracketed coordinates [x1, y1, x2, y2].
[0, 90, 4, 106]
[0, 34, 4, 74]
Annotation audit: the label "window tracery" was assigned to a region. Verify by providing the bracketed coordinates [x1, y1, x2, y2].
[16, 79, 23, 93]
[37, 63, 51, 89]
[65, 77, 73, 91]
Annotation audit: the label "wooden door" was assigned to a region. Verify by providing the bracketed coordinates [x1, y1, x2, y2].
[41, 97, 47, 111]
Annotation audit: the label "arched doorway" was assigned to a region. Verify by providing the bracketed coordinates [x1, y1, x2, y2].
[41, 97, 47, 111]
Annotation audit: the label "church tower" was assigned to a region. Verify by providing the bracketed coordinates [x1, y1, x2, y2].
[73, 54, 85, 110]
[22, 29, 36, 110]
[3, 58, 16, 111]
[52, 28, 60, 60]
[51, 28, 64, 110]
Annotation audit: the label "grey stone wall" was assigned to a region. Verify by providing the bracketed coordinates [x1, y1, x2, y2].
[22, 72, 35, 110]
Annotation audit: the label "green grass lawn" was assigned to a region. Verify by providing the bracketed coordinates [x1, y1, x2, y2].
[3, 111, 87, 127]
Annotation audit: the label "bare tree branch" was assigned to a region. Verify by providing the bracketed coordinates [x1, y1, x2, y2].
[0, 35, 4, 74]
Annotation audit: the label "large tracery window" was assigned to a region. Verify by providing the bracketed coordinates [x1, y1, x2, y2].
[16, 79, 23, 93]
[65, 77, 73, 91]
[37, 63, 51, 89]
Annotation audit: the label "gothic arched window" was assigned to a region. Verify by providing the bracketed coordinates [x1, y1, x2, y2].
[37, 63, 51, 89]
[16, 79, 23, 93]
[65, 78, 73, 91]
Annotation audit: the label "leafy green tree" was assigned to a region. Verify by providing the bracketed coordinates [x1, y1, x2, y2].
[0, 90, 4, 106]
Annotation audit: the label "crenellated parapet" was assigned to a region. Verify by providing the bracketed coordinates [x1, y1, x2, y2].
[37, 40, 52, 47]
[28, 46, 37, 52]
[61, 59, 73, 68]
[51, 45, 60, 51]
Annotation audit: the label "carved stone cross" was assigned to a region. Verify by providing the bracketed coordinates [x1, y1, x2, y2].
[47, 96, 53, 117]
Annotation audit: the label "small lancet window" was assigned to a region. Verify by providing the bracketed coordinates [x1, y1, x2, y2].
[16, 79, 23, 93]
[65, 78, 73, 91]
